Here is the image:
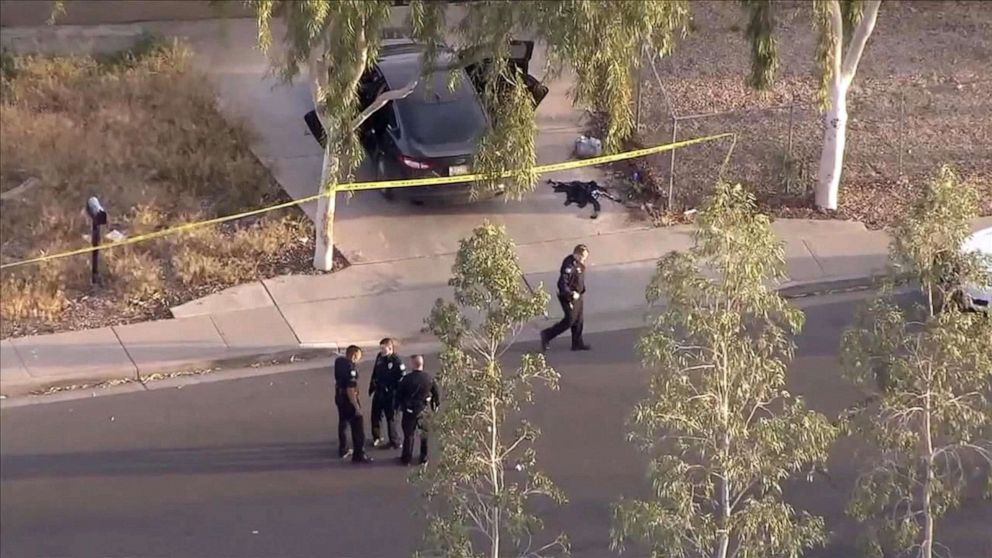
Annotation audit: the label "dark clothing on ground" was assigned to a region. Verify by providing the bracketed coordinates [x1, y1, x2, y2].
[369, 353, 405, 445]
[333, 356, 367, 461]
[396, 369, 440, 465]
[543, 255, 587, 348]
[549, 180, 620, 219]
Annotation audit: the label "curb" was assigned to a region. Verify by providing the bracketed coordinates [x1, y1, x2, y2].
[134, 347, 336, 383]
[1, 347, 334, 399]
[315, 272, 894, 359]
[778, 272, 893, 299]
[1, 273, 890, 402]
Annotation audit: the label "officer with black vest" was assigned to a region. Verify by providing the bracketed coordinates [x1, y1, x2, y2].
[540, 244, 591, 352]
[395, 355, 440, 466]
[334, 345, 372, 463]
[369, 337, 405, 449]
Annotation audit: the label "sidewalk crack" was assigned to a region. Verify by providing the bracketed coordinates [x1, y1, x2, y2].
[261, 280, 301, 345]
[110, 326, 142, 386]
[521, 274, 536, 295]
[209, 314, 231, 349]
[802, 239, 827, 276]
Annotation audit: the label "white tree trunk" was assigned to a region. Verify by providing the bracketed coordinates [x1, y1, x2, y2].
[313, 143, 339, 271]
[815, 79, 848, 210]
[813, 0, 881, 211]
[921, 392, 935, 558]
[716, 438, 731, 558]
[307, 31, 367, 271]
[489, 394, 501, 558]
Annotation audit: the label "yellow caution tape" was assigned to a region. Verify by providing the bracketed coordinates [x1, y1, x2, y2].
[0, 132, 732, 270]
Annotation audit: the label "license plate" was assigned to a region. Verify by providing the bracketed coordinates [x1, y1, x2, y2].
[449, 165, 469, 176]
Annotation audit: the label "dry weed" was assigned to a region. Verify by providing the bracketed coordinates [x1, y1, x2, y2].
[172, 216, 311, 287]
[0, 264, 68, 321]
[103, 246, 165, 303]
[0, 36, 314, 338]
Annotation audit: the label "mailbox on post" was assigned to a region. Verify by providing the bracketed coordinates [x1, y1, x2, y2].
[86, 197, 107, 285]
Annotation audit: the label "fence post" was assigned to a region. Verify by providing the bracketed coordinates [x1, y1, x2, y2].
[897, 89, 906, 179]
[634, 41, 644, 133]
[785, 102, 796, 194]
[667, 117, 678, 210]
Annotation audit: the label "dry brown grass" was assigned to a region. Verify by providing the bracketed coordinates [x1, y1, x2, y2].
[629, 0, 992, 227]
[0, 36, 327, 338]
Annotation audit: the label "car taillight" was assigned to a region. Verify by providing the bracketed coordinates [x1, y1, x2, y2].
[400, 156, 430, 170]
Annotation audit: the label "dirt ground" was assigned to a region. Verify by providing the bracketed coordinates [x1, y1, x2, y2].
[0, 39, 344, 339]
[629, 0, 991, 228]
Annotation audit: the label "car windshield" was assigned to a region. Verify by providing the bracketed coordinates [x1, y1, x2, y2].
[395, 71, 487, 146]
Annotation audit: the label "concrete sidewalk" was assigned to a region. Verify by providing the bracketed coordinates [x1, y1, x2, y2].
[8, 217, 988, 397]
[208, 218, 888, 347]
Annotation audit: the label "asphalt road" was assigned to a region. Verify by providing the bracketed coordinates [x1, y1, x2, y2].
[2, 292, 990, 558]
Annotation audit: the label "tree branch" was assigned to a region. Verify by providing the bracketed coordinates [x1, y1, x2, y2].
[840, 0, 881, 82]
[826, 0, 844, 82]
[335, 41, 495, 134]
[349, 79, 419, 131]
[501, 430, 532, 461]
[308, 53, 331, 121]
[934, 443, 992, 466]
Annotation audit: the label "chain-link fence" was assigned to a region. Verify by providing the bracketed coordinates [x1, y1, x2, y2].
[633, 52, 992, 213]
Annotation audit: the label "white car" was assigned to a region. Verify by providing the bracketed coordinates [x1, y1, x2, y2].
[961, 226, 992, 311]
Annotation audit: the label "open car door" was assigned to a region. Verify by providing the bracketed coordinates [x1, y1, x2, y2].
[304, 110, 326, 149]
[466, 39, 548, 108]
[509, 40, 549, 107]
[303, 69, 385, 151]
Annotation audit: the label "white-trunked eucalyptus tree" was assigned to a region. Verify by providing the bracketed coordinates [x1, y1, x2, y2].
[421, 222, 565, 558]
[841, 167, 992, 558]
[612, 182, 837, 558]
[742, 0, 882, 210]
[249, 0, 394, 270]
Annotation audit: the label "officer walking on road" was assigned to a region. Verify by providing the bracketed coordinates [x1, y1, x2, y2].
[369, 338, 405, 449]
[334, 345, 373, 463]
[540, 244, 591, 352]
[395, 355, 439, 466]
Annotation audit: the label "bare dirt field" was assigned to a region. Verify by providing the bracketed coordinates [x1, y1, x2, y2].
[628, 0, 991, 228]
[0, 37, 344, 339]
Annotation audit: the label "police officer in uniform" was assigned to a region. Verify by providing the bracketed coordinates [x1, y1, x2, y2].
[395, 355, 440, 466]
[334, 345, 372, 463]
[369, 337, 405, 449]
[540, 244, 591, 351]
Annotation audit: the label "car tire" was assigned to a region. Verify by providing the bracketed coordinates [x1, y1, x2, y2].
[375, 155, 394, 201]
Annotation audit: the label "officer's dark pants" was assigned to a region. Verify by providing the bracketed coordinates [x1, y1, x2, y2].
[370, 391, 398, 446]
[401, 411, 428, 465]
[542, 295, 585, 347]
[335, 394, 366, 460]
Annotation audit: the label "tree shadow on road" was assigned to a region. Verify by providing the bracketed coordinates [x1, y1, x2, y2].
[0, 440, 400, 479]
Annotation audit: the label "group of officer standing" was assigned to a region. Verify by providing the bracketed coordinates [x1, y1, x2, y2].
[333, 244, 592, 466]
[334, 339, 439, 465]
